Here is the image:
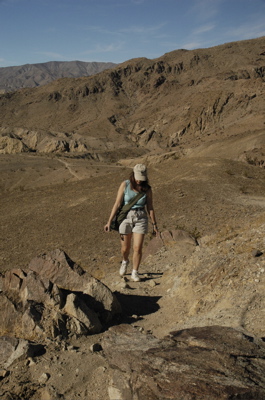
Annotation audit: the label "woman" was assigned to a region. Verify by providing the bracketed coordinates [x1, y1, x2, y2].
[104, 164, 159, 281]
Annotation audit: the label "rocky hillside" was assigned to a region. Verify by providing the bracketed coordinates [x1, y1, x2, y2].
[0, 36, 265, 160]
[0, 60, 116, 92]
[1, 37, 265, 399]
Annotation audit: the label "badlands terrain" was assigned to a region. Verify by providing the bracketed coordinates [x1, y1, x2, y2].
[0, 36, 265, 399]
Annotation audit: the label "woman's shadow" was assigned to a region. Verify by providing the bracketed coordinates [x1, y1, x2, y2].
[113, 272, 163, 324]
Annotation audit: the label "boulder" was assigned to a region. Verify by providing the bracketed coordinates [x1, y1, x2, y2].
[63, 293, 102, 334]
[28, 249, 121, 318]
[0, 336, 44, 369]
[102, 324, 265, 400]
[0, 249, 121, 341]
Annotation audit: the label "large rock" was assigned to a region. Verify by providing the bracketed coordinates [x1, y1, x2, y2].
[0, 336, 44, 369]
[0, 249, 121, 341]
[28, 249, 121, 318]
[102, 324, 265, 400]
[63, 293, 102, 335]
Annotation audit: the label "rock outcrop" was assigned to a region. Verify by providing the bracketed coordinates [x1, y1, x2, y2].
[0, 128, 88, 154]
[0, 249, 121, 341]
[102, 324, 265, 400]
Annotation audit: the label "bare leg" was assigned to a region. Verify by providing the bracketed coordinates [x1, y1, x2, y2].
[132, 233, 145, 271]
[120, 233, 132, 261]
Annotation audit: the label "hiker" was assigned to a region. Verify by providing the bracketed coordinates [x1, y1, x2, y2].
[104, 164, 159, 281]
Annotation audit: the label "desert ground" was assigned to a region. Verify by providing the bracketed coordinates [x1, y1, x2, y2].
[1, 138, 265, 279]
[1, 135, 265, 399]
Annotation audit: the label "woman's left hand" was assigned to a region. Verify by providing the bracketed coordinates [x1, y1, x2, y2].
[153, 225, 159, 237]
[104, 223, 111, 232]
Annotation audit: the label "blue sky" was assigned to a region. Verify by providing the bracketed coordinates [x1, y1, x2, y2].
[1, 0, 265, 67]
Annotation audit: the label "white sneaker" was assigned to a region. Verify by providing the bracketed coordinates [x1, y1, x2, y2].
[131, 270, 141, 282]
[119, 260, 129, 276]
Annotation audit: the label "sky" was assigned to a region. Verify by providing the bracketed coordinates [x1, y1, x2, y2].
[1, 0, 265, 67]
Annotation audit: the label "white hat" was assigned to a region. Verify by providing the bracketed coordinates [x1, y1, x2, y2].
[133, 164, 147, 181]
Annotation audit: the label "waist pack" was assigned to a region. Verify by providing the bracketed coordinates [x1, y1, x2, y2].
[111, 192, 145, 231]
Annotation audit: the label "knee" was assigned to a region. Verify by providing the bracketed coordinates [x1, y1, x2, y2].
[121, 243, 130, 254]
[133, 245, 143, 255]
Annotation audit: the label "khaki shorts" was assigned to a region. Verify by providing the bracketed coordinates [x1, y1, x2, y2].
[119, 209, 148, 235]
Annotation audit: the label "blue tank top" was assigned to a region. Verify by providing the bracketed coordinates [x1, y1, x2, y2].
[124, 180, 147, 209]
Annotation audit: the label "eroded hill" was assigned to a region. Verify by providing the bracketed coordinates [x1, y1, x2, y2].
[0, 36, 265, 160]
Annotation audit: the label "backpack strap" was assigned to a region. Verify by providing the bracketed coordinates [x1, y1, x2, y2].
[116, 191, 145, 225]
[123, 191, 144, 211]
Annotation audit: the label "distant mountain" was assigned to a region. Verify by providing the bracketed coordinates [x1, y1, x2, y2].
[0, 60, 117, 92]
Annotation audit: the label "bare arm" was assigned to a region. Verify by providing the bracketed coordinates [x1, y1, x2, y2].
[146, 188, 159, 236]
[104, 181, 126, 232]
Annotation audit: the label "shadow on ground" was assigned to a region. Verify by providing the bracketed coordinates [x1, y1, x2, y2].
[114, 292, 161, 322]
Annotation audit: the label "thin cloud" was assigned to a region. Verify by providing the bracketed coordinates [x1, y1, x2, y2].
[119, 22, 166, 35]
[193, 24, 215, 35]
[0, 0, 21, 5]
[86, 22, 167, 37]
[84, 25, 119, 36]
[191, 0, 222, 21]
[154, 33, 172, 40]
[34, 51, 66, 60]
[44, 27, 58, 34]
[182, 41, 203, 50]
[82, 42, 125, 55]
[0, 58, 8, 67]
[226, 20, 265, 41]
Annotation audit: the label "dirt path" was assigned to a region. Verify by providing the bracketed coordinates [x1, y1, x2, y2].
[57, 158, 81, 180]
